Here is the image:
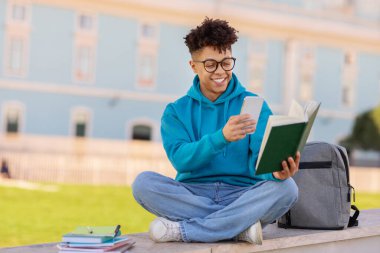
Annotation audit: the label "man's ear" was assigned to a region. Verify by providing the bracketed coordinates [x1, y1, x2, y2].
[189, 60, 197, 74]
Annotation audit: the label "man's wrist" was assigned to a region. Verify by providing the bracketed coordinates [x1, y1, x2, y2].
[222, 127, 230, 142]
[209, 129, 229, 151]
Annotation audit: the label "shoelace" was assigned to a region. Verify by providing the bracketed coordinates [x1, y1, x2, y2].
[162, 222, 181, 241]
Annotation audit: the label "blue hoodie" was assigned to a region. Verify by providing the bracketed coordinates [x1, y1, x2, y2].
[161, 73, 278, 186]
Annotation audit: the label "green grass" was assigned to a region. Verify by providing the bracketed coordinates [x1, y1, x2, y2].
[354, 192, 380, 210]
[0, 183, 379, 248]
[0, 183, 155, 247]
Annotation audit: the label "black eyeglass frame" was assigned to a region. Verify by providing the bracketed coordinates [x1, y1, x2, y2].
[193, 57, 236, 73]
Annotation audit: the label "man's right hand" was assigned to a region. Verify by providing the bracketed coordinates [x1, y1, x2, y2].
[222, 114, 256, 142]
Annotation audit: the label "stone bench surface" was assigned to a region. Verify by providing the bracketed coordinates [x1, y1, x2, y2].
[1, 209, 380, 253]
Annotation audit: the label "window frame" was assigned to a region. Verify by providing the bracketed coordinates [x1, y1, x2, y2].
[3, 34, 29, 77]
[127, 118, 159, 141]
[135, 21, 159, 90]
[72, 11, 97, 84]
[136, 49, 158, 89]
[341, 50, 357, 107]
[3, 0, 31, 78]
[73, 37, 97, 84]
[298, 44, 315, 102]
[6, 0, 31, 25]
[75, 11, 97, 35]
[1, 101, 25, 135]
[70, 107, 92, 138]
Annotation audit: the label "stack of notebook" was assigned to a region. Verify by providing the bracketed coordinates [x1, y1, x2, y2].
[57, 225, 135, 253]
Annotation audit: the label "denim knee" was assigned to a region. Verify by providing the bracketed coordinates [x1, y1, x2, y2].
[279, 178, 299, 208]
[132, 171, 158, 201]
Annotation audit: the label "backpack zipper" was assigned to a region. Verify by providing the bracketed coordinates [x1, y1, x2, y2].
[348, 184, 356, 202]
[299, 161, 332, 169]
[335, 146, 352, 202]
[336, 146, 350, 183]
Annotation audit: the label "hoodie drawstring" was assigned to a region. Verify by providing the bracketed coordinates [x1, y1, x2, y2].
[223, 100, 229, 157]
[198, 99, 202, 139]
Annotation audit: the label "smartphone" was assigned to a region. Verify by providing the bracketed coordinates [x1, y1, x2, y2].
[240, 96, 264, 133]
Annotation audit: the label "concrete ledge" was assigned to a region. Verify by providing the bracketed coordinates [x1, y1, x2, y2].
[1, 209, 379, 253]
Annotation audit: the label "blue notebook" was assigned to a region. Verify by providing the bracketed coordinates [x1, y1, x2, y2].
[60, 236, 130, 247]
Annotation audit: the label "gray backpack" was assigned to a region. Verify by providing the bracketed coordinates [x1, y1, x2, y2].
[278, 141, 359, 230]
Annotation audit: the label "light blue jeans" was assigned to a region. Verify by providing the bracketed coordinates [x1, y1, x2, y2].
[132, 171, 298, 242]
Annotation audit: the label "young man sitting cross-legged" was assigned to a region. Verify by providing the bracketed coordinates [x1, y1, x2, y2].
[132, 17, 300, 244]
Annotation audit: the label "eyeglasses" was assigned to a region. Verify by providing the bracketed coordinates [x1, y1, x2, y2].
[193, 57, 236, 73]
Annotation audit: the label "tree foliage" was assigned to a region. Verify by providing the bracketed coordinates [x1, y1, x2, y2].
[340, 105, 380, 151]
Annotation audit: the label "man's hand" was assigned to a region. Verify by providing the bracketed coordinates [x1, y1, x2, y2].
[222, 114, 256, 142]
[273, 151, 301, 180]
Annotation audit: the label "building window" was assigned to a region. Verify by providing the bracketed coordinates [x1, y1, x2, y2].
[4, 1, 30, 77]
[342, 51, 356, 107]
[74, 44, 95, 83]
[132, 124, 152, 141]
[72, 109, 91, 137]
[77, 13, 96, 32]
[137, 53, 156, 87]
[4, 35, 28, 77]
[248, 39, 267, 94]
[2, 103, 24, 134]
[73, 12, 97, 84]
[136, 21, 158, 89]
[140, 23, 158, 40]
[6, 108, 20, 133]
[6, 36, 26, 75]
[7, 1, 30, 24]
[12, 4, 26, 21]
[298, 45, 315, 102]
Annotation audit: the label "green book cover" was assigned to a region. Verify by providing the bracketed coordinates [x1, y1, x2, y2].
[256, 122, 306, 175]
[255, 100, 320, 175]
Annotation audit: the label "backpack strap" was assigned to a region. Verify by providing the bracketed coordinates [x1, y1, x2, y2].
[285, 210, 292, 226]
[277, 210, 292, 229]
[348, 205, 360, 227]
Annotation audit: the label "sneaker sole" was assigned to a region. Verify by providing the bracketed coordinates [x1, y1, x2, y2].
[149, 218, 164, 242]
[254, 221, 263, 245]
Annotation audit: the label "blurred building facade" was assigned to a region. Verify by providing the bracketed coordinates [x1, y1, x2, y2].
[0, 0, 380, 145]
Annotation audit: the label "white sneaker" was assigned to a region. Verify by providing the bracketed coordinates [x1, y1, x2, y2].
[236, 221, 263, 245]
[149, 217, 182, 242]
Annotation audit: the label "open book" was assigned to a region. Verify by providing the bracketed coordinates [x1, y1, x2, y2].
[255, 100, 321, 175]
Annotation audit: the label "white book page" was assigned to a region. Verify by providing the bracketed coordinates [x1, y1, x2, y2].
[288, 100, 305, 118]
[304, 101, 320, 118]
[257, 116, 274, 164]
[270, 115, 305, 126]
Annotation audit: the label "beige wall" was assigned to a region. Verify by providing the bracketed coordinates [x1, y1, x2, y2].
[31, 0, 380, 53]
[350, 168, 380, 193]
[0, 134, 176, 185]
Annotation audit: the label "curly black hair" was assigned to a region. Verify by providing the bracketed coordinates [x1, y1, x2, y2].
[184, 17, 238, 54]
